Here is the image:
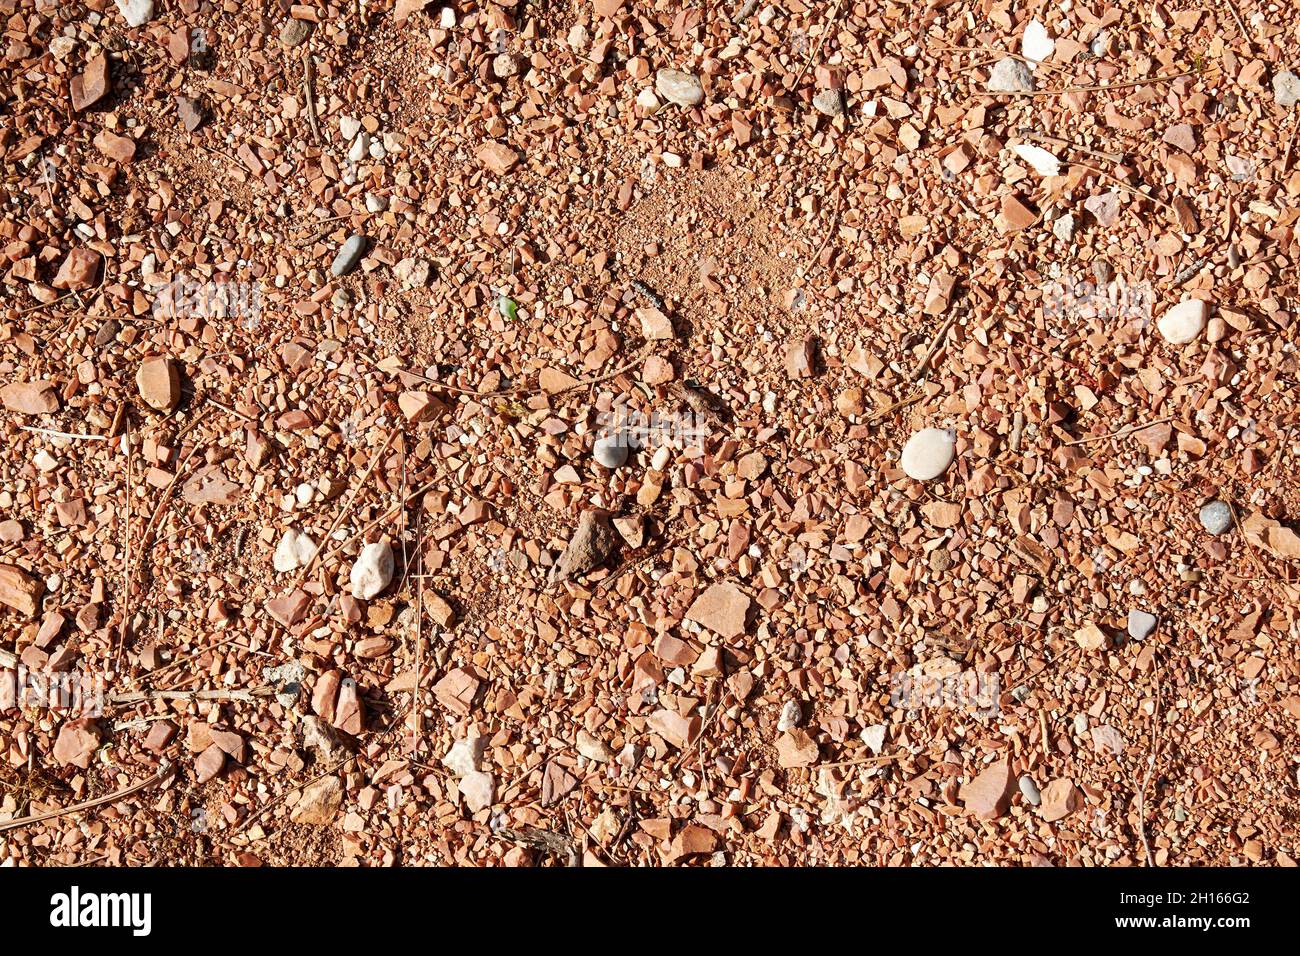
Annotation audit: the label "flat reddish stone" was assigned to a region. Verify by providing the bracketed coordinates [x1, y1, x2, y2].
[433, 667, 481, 715]
[1040, 778, 1084, 822]
[93, 129, 136, 163]
[194, 743, 226, 783]
[53, 718, 102, 769]
[266, 589, 311, 627]
[70, 54, 110, 111]
[684, 582, 751, 638]
[312, 670, 342, 724]
[0, 380, 60, 414]
[960, 758, 1015, 820]
[52, 248, 100, 290]
[477, 141, 519, 175]
[775, 729, 819, 768]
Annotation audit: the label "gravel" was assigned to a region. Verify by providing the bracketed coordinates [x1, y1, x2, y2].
[4, 1, 1296, 872]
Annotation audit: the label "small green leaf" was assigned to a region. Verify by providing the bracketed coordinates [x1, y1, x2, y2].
[498, 295, 518, 321]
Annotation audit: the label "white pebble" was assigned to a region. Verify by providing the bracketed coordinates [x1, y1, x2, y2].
[900, 428, 956, 481]
[349, 541, 394, 600]
[777, 699, 802, 732]
[1022, 19, 1056, 62]
[1157, 299, 1207, 344]
[1127, 610, 1157, 640]
[593, 435, 629, 469]
[272, 528, 317, 573]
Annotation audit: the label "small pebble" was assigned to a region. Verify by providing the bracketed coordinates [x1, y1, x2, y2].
[115, 0, 154, 27]
[1273, 70, 1300, 108]
[1127, 610, 1157, 640]
[330, 235, 367, 277]
[655, 68, 704, 107]
[280, 17, 314, 48]
[812, 89, 844, 116]
[861, 723, 886, 754]
[1021, 19, 1055, 62]
[900, 428, 956, 481]
[1018, 775, 1041, 806]
[272, 528, 317, 573]
[593, 434, 629, 469]
[1198, 500, 1233, 535]
[348, 133, 369, 164]
[986, 57, 1035, 93]
[1156, 299, 1207, 344]
[777, 699, 802, 732]
[349, 541, 394, 600]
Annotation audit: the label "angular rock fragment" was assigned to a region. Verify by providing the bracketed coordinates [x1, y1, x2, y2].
[433, 667, 481, 715]
[551, 510, 616, 582]
[136, 356, 180, 410]
[114, 0, 154, 27]
[775, 728, 819, 768]
[684, 581, 750, 638]
[93, 130, 136, 163]
[71, 54, 110, 112]
[52, 248, 100, 290]
[959, 758, 1014, 819]
[174, 95, 205, 131]
[1039, 778, 1084, 822]
[0, 564, 43, 617]
[1274, 70, 1300, 108]
[1, 381, 60, 415]
[477, 141, 519, 175]
[349, 541, 394, 600]
[291, 776, 343, 824]
[53, 718, 101, 768]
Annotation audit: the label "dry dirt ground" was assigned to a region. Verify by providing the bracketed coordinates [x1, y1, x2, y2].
[1, 0, 1299, 867]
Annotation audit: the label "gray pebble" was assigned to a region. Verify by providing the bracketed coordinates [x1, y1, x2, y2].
[280, 18, 314, 49]
[986, 57, 1035, 93]
[1274, 70, 1300, 109]
[1018, 775, 1041, 806]
[812, 88, 844, 116]
[1198, 500, 1233, 535]
[330, 235, 367, 277]
[593, 434, 629, 469]
[1052, 213, 1075, 242]
[1127, 609, 1157, 640]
